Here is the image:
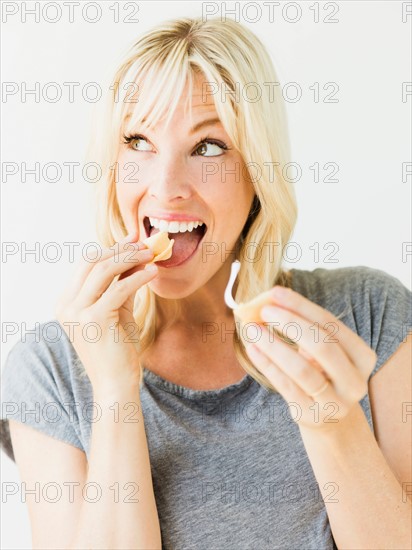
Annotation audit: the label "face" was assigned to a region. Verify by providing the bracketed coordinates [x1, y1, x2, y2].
[115, 72, 256, 302]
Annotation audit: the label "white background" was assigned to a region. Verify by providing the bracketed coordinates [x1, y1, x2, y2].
[1, 1, 411, 548]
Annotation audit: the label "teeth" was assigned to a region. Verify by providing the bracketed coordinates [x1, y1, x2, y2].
[168, 221, 180, 233]
[149, 218, 160, 229]
[158, 220, 169, 232]
[148, 217, 204, 234]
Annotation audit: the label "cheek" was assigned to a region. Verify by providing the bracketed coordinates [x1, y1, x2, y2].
[202, 159, 237, 201]
[205, 158, 254, 216]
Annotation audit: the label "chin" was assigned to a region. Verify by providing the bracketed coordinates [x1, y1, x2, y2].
[147, 276, 201, 299]
[153, 265, 222, 297]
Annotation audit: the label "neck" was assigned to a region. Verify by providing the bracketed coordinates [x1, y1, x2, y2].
[156, 258, 239, 329]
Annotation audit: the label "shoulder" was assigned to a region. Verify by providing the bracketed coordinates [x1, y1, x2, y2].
[289, 265, 412, 376]
[1, 320, 88, 462]
[289, 264, 409, 293]
[1, 319, 88, 405]
[289, 265, 411, 316]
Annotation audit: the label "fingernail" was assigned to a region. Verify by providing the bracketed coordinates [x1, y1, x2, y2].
[261, 306, 277, 320]
[270, 286, 289, 300]
[145, 264, 158, 272]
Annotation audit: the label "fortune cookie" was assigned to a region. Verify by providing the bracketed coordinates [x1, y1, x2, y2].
[143, 231, 175, 263]
[233, 289, 274, 324]
[234, 286, 300, 352]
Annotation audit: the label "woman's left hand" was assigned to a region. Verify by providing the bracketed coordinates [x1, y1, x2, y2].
[244, 285, 378, 432]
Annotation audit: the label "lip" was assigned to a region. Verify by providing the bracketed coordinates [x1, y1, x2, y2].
[145, 212, 205, 223]
[143, 215, 207, 239]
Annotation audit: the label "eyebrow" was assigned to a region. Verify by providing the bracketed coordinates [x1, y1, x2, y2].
[124, 114, 222, 134]
[189, 117, 222, 134]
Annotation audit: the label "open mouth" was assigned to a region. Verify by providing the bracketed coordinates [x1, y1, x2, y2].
[143, 216, 207, 267]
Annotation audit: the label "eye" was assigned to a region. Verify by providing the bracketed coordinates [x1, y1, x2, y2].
[123, 134, 153, 152]
[193, 138, 229, 157]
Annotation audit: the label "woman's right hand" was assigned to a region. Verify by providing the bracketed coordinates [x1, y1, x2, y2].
[55, 231, 158, 395]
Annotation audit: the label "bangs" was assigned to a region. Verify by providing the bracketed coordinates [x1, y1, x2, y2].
[105, 19, 250, 162]
[116, 45, 197, 136]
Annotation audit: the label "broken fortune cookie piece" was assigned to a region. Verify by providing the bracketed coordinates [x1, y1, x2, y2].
[142, 231, 175, 263]
[233, 289, 274, 324]
[224, 260, 279, 325]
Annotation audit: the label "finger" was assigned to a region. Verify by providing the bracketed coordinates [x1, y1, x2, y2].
[93, 264, 158, 314]
[259, 307, 366, 401]
[118, 261, 150, 281]
[245, 342, 313, 408]
[246, 342, 347, 428]
[267, 287, 377, 378]
[63, 232, 146, 300]
[76, 247, 154, 308]
[254, 326, 333, 399]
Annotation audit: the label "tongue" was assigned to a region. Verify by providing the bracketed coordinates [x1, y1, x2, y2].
[150, 226, 204, 266]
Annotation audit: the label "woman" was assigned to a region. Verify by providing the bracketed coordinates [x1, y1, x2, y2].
[1, 17, 411, 550]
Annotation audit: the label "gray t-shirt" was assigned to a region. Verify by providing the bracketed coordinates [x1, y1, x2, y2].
[1, 266, 411, 549]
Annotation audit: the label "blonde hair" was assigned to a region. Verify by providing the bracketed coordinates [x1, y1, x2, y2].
[88, 17, 299, 393]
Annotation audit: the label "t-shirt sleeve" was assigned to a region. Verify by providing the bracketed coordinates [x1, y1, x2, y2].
[358, 267, 412, 380]
[0, 326, 84, 463]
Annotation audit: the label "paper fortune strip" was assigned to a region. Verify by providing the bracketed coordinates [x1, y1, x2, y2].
[224, 260, 274, 323]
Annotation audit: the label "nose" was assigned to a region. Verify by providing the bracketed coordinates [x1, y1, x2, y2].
[148, 153, 193, 202]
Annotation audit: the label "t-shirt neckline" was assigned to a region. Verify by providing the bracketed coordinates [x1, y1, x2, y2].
[142, 269, 298, 400]
[143, 368, 254, 400]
